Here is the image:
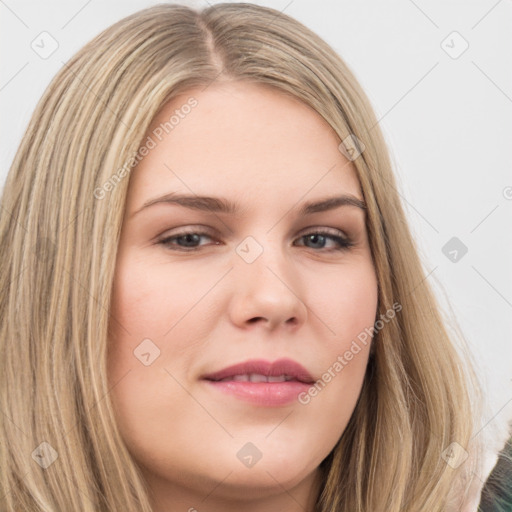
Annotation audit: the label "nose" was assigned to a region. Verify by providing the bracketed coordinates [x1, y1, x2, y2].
[227, 240, 308, 332]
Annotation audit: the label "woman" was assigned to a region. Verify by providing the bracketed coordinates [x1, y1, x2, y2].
[0, 3, 483, 511]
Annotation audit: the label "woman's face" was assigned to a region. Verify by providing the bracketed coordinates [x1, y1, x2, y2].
[108, 81, 378, 510]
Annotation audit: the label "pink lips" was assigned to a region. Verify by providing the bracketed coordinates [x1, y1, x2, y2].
[202, 358, 315, 407]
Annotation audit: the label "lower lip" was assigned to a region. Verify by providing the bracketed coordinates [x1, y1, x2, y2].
[203, 379, 312, 407]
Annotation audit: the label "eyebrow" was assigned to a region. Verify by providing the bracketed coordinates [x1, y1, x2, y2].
[131, 192, 367, 218]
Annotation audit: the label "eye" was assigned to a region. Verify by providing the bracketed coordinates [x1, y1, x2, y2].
[295, 230, 354, 252]
[156, 228, 354, 252]
[157, 230, 217, 251]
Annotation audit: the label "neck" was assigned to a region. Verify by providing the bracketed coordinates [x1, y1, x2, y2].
[147, 466, 324, 512]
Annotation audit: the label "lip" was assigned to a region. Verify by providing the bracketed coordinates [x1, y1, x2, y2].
[201, 358, 316, 407]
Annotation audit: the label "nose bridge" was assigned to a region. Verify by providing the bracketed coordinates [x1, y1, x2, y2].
[234, 233, 287, 283]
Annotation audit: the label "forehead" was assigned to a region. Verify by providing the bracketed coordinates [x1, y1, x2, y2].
[125, 81, 362, 212]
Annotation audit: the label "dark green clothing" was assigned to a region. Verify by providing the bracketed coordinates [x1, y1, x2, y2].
[479, 436, 512, 512]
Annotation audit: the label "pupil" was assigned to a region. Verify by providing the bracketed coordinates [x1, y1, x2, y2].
[180, 234, 199, 246]
[308, 234, 324, 248]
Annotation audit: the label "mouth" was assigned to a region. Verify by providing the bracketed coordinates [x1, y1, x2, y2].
[202, 357, 316, 384]
[201, 358, 316, 407]
[210, 374, 304, 383]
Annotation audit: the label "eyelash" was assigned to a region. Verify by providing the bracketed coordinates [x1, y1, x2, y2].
[156, 228, 354, 253]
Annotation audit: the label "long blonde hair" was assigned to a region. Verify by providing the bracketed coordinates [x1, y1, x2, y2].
[0, 3, 482, 511]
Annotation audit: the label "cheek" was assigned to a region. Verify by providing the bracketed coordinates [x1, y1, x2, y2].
[300, 260, 377, 418]
[309, 259, 378, 345]
[106, 257, 201, 453]
[107, 253, 217, 397]
[109, 256, 199, 341]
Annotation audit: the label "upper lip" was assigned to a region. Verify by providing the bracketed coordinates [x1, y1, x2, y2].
[202, 358, 315, 384]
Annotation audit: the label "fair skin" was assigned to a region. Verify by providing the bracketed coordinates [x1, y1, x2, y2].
[108, 81, 378, 512]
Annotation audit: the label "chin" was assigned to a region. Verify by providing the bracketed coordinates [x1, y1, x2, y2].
[207, 466, 315, 501]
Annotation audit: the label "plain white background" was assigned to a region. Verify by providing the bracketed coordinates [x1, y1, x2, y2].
[1, 0, 511, 473]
